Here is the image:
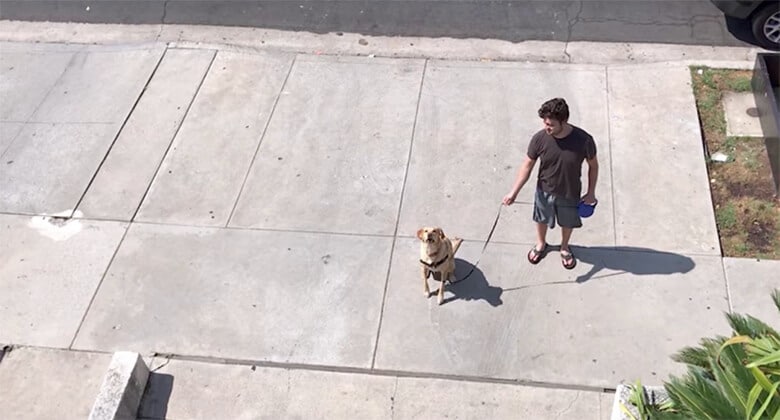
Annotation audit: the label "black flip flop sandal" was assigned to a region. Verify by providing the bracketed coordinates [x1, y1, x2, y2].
[561, 250, 577, 270]
[527, 243, 548, 264]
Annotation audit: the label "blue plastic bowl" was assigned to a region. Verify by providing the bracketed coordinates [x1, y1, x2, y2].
[578, 200, 597, 218]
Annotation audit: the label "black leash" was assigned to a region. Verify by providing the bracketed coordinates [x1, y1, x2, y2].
[452, 203, 506, 283]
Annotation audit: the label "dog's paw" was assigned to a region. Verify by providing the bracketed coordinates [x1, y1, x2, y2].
[424, 290, 431, 298]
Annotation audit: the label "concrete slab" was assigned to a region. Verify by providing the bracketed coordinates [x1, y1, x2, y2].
[0, 348, 111, 420]
[139, 360, 395, 419]
[374, 238, 728, 388]
[229, 55, 425, 235]
[30, 46, 164, 123]
[723, 91, 764, 138]
[0, 122, 23, 155]
[0, 46, 73, 121]
[397, 61, 614, 246]
[136, 51, 293, 226]
[394, 377, 601, 419]
[78, 49, 215, 221]
[724, 257, 780, 325]
[0, 122, 118, 215]
[600, 392, 616, 420]
[73, 223, 391, 368]
[0, 214, 126, 347]
[608, 64, 720, 255]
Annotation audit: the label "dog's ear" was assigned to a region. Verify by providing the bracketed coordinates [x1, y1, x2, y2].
[416, 228, 424, 240]
[435, 228, 446, 239]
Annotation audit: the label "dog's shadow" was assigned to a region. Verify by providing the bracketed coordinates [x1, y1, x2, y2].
[437, 258, 503, 307]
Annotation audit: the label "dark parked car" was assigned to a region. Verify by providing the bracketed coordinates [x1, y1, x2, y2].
[711, 0, 780, 49]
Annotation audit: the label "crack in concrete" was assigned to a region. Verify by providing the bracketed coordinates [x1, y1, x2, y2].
[161, 0, 169, 24]
[564, 0, 584, 63]
[390, 376, 398, 419]
[580, 18, 697, 27]
[156, 0, 169, 41]
[0, 345, 10, 365]
[687, 15, 729, 42]
[555, 390, 581, 419]
[286, 369, 292, 396]
[150, 355, 171, 372]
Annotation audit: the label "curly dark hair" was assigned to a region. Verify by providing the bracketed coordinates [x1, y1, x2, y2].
[537, 98, 569, 122]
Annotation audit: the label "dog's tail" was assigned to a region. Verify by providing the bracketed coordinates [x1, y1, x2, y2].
[451, 237, 463, 255]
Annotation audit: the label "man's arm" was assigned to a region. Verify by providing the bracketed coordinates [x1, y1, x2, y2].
[503, 155, 537, 205]
[583, 155, 599, 204]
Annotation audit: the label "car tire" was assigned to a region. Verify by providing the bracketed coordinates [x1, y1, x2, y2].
[751, 2, 780, 50]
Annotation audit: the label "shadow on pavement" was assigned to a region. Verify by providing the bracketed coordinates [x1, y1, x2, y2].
[137, 371, 174, 420]
[571, 245, 696, 284]
[724, 16, 767, 50]
[440, 258, 503, 307]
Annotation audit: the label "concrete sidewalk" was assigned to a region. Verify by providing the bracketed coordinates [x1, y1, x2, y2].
[0, 22, 777, 419]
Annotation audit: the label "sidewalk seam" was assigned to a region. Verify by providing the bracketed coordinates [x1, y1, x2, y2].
[371, 59, 428, 370]
[225, 54, 298, 227]
[390, 376, 399, 419]
[721, 257, 734, 312]
[73, 47, 169, 219]
[129, 49, 218, 222]
[68, 224, 131, 349]
[11, 343, 115, 356]
[151, 351, 612, 393]
[605, 65, 618, 247]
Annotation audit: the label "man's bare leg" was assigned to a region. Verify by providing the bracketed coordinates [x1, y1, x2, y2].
[535, 222, 548, 250]
[560, 227, 573, 252]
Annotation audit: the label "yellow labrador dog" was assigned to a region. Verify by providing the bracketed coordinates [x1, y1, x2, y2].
[417, 227, 463, 305]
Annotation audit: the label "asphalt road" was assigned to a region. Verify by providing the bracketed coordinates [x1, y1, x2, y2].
[0, 0, 760, 47]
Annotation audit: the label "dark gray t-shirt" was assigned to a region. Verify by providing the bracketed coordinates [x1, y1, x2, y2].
[527, 126, 596, 200]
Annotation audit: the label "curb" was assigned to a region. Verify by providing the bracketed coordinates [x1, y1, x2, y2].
[0, 20, 768, 65]
[88, 352, 149, 420]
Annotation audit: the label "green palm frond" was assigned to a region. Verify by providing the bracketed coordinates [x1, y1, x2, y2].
[664, 366, 742, 420]
[728, 312, 779, 338]
[672, 346, 711, 371]
[713, 341, 754, 411]
[672, 337, 726, 374]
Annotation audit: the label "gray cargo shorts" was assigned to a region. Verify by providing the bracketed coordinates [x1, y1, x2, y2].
[533, 188, 582, 229]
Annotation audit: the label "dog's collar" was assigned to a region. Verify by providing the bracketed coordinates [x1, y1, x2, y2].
[420, 256, 448, 269]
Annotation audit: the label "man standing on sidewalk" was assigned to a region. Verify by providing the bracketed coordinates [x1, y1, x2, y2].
[502, 98, 599, 270]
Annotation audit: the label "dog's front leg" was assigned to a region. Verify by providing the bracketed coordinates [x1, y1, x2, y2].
[421, 266, 431, 298]
[437, 271, 447, 305]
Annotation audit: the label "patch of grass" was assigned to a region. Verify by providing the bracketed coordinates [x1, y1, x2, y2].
[690, 66, 779, 260]
[723, 136, 738, 151]
[716, 203, 737, 231]
[726, 75, 752, 92]
[698, 66, 717, 89]
[734, 242, 750, 255]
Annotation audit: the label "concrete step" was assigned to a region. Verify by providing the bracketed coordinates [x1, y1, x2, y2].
[0, 347, 112, 419]
[138, 357, 613, 420]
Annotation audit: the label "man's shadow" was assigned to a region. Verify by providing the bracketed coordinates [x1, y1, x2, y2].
[571, 245, 696, 284]
[438, 258, 503, 306]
